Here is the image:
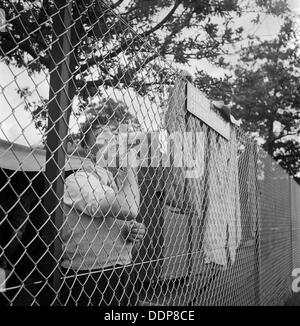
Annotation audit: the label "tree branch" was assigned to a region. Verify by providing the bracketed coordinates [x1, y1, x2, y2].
[120, 4, 140, 16]
[117, 53, 159, 84]
[78, 55, 112, 74]
[77, 53, 159, 92]
[76, 0, 181, 76]
[2, 36, 50, 68]
[274, 129, 300, 142]
[110, 0, 126, 10]
[76, 78, 119, 90]
[139, 0, 181, 39]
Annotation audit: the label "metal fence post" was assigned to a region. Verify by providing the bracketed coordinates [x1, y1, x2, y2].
[253, 143, 261, 305]
[183, 82, 194, 280]
[40, 0, 73, 306]
[289, 176, 294, 290]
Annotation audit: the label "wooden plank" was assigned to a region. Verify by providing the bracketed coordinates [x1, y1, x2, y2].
[186, 82, 230, 140]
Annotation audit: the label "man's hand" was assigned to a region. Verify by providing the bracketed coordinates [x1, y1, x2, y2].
[123, 220, 146, 244]
[127, 148, 139, 169]
[95, 135, 118, 167]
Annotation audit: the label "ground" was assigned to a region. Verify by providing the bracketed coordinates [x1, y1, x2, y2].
[284, 292, 300, 306]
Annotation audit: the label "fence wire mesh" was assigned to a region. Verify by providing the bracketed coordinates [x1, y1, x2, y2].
[0, 0, 299, 306]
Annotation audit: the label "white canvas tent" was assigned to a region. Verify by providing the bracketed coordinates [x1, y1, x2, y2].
[0, 138, 88, 172]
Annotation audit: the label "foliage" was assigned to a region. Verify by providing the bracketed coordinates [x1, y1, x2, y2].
[0, 0, 289, 132]
[194, 17, 300, 176]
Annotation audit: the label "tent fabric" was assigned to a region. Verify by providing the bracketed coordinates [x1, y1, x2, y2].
[0, 139, 89, 172]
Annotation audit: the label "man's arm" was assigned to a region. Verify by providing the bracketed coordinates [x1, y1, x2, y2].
[96, 148, 140, 219]
[113, 154, 140, 218]
[64, 150, 140, 220]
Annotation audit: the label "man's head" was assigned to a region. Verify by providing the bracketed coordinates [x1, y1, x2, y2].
[80, 116, 119, 162]
[80, 115, 116, 147]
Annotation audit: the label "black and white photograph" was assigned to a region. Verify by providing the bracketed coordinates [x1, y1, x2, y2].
[0, 0, 300, 311]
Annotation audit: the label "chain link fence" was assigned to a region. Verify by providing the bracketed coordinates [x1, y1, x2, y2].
[0, 0, 300, 306]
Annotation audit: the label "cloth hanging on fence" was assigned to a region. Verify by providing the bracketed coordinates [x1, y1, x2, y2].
[183, 114, 207, 212]
[162, 77, 187, 209]
[163, 77, 206, 211]
[238, 141, 259, 241]
[184, 116, 209, 276]
[203, 128, 241, 267]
